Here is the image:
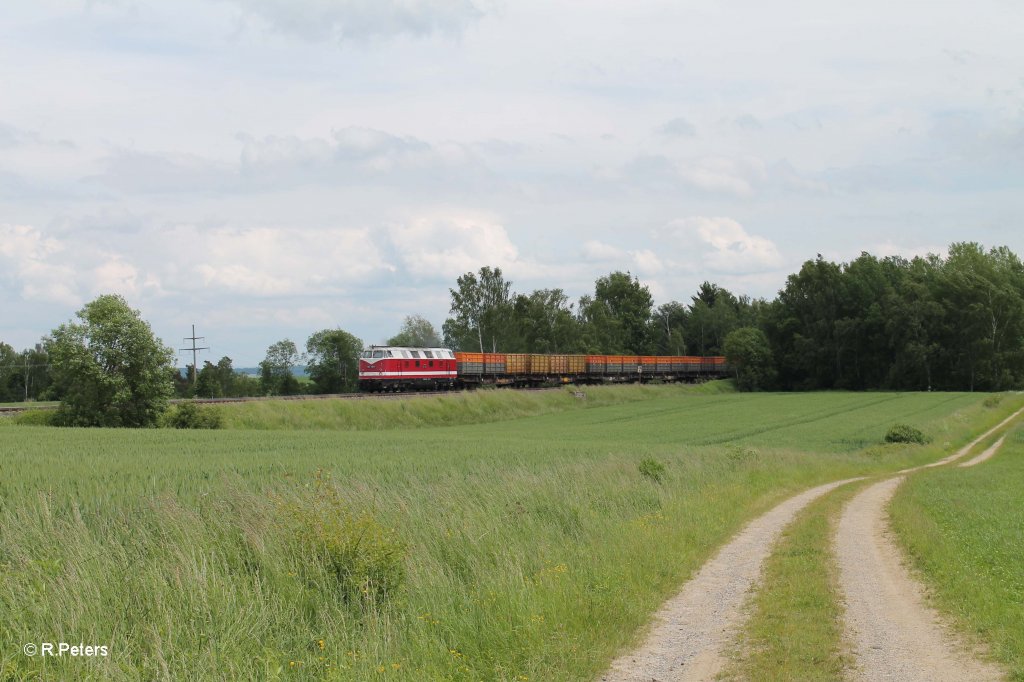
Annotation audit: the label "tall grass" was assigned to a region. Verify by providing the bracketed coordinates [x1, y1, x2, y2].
[213, 382, 733, 430]
[0, 389, 1018, 680]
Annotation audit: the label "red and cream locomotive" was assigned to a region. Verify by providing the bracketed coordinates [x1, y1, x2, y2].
[358, 346, 459, 392]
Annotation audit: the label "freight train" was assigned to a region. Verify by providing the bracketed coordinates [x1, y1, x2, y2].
[357, 346, 728, 392]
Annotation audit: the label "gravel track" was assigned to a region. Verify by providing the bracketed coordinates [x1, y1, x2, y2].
[600, 477, 863, 682]
[835, 476, 1003, 681]
[835, 408, 1024, 681]
[958, 434, 1007, 468]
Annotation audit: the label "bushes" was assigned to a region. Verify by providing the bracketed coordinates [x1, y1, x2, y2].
[164, 402, 223, 429]
[884, 423, 928, 445]
[12, 409, 56, 426]
[280, 473, 406, 605]
[638, 457, 666, 483]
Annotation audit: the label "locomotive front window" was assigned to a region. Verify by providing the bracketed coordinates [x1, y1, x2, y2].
[372, 350, 384, 359]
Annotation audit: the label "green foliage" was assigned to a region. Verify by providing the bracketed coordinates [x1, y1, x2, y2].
[305, 329, 362, 394]
[0, 341, 53, 402]
[48, 294, 174, 427]
[766, 244, 1024, 391]
[578, 271, 654, 353]
[638, 457, 666, 483]
[983, 394, 1003, 408]
[724, 326, 776, 391]
[193, 356, 258, 398]
[163, 402, 223, 429]
[443, 265, 514, 352]
[387, 314, 442, 348]
[279, 472, 405, 606]
[884, 423, 928, 444]
[12, 409, 56, 426]
[259, 339, 302, 396]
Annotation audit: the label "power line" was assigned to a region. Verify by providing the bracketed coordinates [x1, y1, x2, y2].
[179, 324, 209, 386]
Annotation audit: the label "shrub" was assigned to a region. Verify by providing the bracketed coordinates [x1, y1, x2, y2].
[884, 423, 928, 445]
[983, 394, 1003, 408]
[165, 402, 223, 429]
[281, 473, 405, 605]
[13, 409, 56, 426]
[638, 457, 666, 484]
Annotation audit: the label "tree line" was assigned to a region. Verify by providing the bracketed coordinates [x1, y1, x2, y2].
[440, 243, 1024, 392]
[3, 242, 1022, 425]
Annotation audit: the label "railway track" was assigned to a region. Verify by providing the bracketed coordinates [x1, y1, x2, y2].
[0, 386, 566, 415]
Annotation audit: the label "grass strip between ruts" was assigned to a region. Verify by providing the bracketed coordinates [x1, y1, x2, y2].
[720, 478, 868, 681]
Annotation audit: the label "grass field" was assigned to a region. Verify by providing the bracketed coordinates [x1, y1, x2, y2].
[890, 423, 1024, 679]
[0, 387, 1018, 680]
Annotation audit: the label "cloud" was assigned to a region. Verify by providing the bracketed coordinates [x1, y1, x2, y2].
[677, 156, 767, 196]
[0, 224, 78, 305]
[223, 0, 487, 42]
[735, 114, 763, 131]
[386, 212, 519, 280]
[657, 117, 697, 137]
[660, 217, 783, 273]
[163, 224, 393, 296]
[91, 128, 483, 196]
[581, 240, 625, 262]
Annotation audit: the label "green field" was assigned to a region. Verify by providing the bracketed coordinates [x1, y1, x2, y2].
[891, 423, 1024, 678]
[0, 387, 1017, 680]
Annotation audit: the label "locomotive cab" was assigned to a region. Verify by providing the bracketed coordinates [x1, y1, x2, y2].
[358, 346, 458, 392]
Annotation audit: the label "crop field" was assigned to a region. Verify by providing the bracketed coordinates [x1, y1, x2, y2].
[0, 386, 1018, 681]
[890, 423, 1024, 678]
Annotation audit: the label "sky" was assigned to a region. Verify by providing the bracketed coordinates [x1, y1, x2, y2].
[1, 1, 1023, 365]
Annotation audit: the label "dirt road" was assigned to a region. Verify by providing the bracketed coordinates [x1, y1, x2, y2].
[600, 477, 863, 682]
[834, 409, 1024, 681]
[835, 476, 1003, 681]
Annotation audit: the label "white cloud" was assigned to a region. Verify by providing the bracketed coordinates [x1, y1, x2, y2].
[581, 240, 625, 262]
[677, 157, 767, 197]
[165, 224, 392, 296]
[629, 249, 665, 275]
[0, 224, 78, 305]
[661, 217, 783, 273]
[386, 212, 519, 279]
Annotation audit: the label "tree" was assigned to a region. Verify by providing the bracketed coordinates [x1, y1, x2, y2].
[578, 271, 654, 353]
[387, 315, 442, 347]
[651, 302, 688, 355]
[195, 356, 239, 398]
[443, 266, 514, 352]
[49, 294, 174, 427]
[724, 327, 775, 391]
[259, 339, 303, 396]
[510, 289, 580, 353]
[0, 342, 18, 402]
[306, 329, 363, 394]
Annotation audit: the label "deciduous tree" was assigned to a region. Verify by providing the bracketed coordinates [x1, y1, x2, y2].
[49, 294, 174, 427]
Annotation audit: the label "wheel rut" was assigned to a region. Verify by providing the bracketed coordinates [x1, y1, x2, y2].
[835, 407, 1023, 681]
[600, 477, 863, 682]
[600, 406, 1023, 682]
